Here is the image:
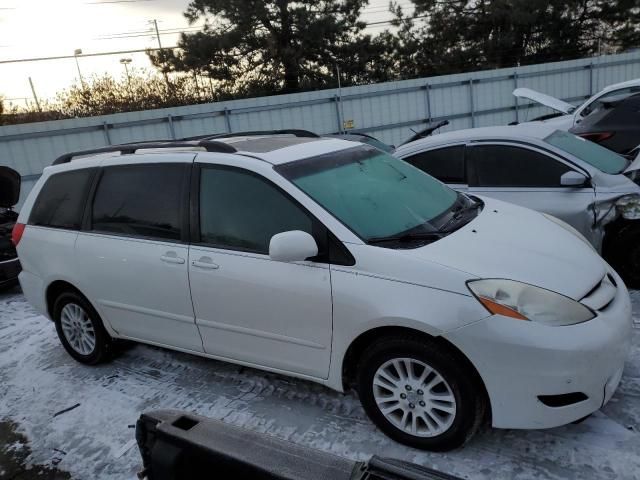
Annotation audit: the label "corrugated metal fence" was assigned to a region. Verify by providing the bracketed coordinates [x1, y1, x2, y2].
[2, 50, 640, 204]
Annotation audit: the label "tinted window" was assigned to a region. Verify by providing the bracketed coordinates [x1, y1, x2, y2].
[92, 164, 186, 241]
[30, 169, 95, 229]
[468, 145, 571, 187]
[405, 146, 465, 183]
[199, 166, 315, 254]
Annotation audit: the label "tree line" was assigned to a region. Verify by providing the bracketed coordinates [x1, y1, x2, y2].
[2, 0, 638, 125]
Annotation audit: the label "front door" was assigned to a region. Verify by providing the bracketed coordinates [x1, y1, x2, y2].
[188, 164, 333, 378]
[465, 143, 595, 238]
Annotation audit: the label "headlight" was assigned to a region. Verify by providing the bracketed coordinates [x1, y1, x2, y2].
[616, 195, 640, 220]
[541, 213, 595, 251]
[467, 279, 595, 326]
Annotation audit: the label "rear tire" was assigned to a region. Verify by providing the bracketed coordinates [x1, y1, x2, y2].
[53, 291, 113, 365]
[356, 336, 486, 451]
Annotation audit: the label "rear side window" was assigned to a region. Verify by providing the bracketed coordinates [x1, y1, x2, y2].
[467, 145, 571, 187]
[91, 164, 186, 241]
[404, 146, 465, 183]
[198, 166, 316, 254]
[29, 169, 96, 230]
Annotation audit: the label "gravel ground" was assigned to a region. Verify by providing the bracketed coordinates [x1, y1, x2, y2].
[1, 284, 639, 480]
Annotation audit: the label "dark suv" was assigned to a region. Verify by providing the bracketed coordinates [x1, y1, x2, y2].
[0, 166, 21, 291]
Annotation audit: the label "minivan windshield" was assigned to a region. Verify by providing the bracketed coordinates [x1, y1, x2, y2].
[544, 130, 628, 174]
[277, 146, 459, 242]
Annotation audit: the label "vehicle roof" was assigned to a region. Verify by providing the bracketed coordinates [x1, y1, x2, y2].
[221, 136, 358, 165]
[395, 123, 558, 152]
[598, 78, 640, 95]
[54, 135, 360, 171]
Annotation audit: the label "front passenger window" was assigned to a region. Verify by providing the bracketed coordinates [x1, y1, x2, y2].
[198, 166, 317, 255]
[467, 145, 571, 187]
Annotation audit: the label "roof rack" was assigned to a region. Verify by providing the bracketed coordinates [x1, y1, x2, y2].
[182, 129, 320, 141]
[52, 139, 237, 166]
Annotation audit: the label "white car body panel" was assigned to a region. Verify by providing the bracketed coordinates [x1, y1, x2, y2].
[15, 138, 633, 432]
[75, 233, 203, 351]
[189, 244, 333, 378]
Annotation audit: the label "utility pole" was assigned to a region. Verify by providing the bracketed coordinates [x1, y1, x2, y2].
[335, 62, 346, 134]
[119, 57, 132, 86]
[28, 77, 41, 112]
[151, 19, 171, 90]
[73, 48, 86, 88]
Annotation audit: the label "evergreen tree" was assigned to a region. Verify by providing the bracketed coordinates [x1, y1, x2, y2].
[150, 0, 398, 95]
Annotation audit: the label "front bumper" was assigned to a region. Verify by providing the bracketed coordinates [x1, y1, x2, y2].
[443, 271, 632, 429]
[0, 257, 21, 288]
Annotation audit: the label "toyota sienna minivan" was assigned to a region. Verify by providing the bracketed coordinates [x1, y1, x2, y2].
[14, 131, 632, 451]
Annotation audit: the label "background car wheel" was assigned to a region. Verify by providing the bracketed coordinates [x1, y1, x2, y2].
[53, 291, 113, 365]
[356, 336, 486, 451]
[605, 222, 640, 288]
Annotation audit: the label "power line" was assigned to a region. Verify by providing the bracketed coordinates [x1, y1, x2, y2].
[0, 46, 179, 65]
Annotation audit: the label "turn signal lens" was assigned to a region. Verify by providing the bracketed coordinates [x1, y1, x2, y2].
[477, 296, 528, 320]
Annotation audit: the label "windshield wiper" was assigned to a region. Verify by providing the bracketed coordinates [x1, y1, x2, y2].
[439, 200, 482, 233]
[367, 231, 445, 245]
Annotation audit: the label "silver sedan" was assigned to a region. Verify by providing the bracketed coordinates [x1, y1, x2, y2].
[394, 124, 640, 286]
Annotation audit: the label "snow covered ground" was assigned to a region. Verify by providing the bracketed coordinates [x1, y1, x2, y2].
[1, 286, 639, 480]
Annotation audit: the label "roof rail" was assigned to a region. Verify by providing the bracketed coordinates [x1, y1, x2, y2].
[52, 139, 237, 166]
[183, 129, 320, 141]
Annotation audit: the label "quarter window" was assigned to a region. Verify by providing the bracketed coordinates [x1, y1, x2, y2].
[29, 168, 96, 230]
[405, 146, 466, 184]
[467, 145, 571, 187]
[198, 166, 316, 255]
[91, 164, 186, 241]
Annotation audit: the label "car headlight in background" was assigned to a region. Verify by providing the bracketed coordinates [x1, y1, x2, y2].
[467, 279, 596, 326]
[616, 195, 640, 220]
[541, 213, 595, 251]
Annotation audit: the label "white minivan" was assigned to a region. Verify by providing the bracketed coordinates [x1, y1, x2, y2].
[14, 132, 632, 451]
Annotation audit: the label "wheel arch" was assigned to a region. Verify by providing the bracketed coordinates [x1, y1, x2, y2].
[46, 280, 94, 320]
[340, 326, 490, 416]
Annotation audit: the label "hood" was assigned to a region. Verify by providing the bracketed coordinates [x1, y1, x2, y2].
[0, 166, 20, 208]
[513, 88, 576, 115]
[408, 197, 605, 300]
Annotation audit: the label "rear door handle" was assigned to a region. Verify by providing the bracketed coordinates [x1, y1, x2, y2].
[192, 257, 219, 270]
[160, 255, 186, 265]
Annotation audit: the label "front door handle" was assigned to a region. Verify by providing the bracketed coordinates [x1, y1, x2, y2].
[192, 257, 219, 270]
[160, 254, 186, 265]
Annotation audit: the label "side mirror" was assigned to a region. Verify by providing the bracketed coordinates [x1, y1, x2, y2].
[560, 171, 588, 187]
[269, 231, 318, 263]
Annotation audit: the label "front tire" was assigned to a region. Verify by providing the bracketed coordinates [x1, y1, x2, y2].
[356, 336, 485, 451]
[53, 291, 113, 365]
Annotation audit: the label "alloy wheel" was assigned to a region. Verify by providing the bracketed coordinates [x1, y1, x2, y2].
[60, 303, 96, 356]
[372, 357, 457, 437]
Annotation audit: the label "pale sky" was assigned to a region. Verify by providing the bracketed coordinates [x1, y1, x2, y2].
[0, 0, 408, 109]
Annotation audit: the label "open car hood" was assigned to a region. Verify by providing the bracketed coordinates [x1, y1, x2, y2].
[0, 166, 20, 208]
[513, 88, 576, 115]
